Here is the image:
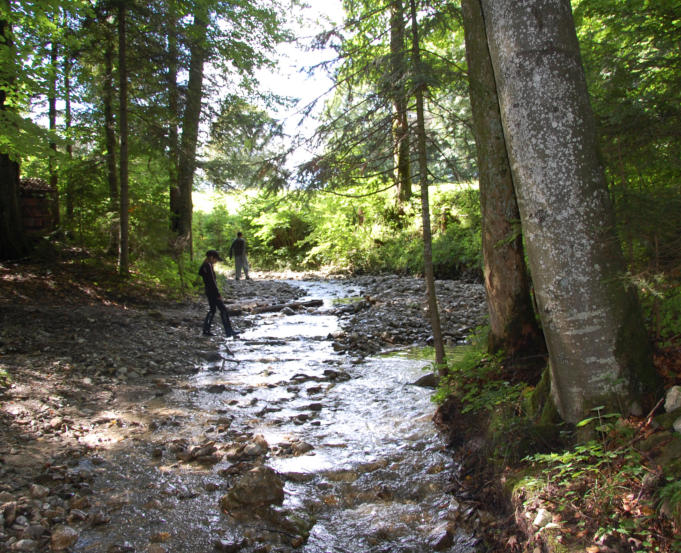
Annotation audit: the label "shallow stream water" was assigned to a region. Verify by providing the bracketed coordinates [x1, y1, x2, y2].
[73, 280, 479, 553]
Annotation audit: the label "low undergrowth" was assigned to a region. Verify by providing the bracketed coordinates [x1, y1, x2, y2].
[520, 419, 679, 552]
[435, 329, 681, 553]
[0, 367, 10, 390]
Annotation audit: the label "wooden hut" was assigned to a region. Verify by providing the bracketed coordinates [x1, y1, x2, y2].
[19, 178, 59, 235]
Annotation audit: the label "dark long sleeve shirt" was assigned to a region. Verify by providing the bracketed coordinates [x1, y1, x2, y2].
[229, 237, 246, 258]
[198, 260, 219, 298]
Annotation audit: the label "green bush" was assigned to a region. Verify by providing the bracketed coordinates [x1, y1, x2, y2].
[636, 273, 681, 346]
[189, 183, 483, 276]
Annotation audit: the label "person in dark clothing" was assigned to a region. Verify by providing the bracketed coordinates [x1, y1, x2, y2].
[228, 231, 250, 280]
[198, 250, 239, 338]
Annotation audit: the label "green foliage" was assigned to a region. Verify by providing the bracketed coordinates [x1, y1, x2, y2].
[574, 0, 681, 281]
[194, 204, 240, 257]
[306, 0, 476, 193]
[517, 405, 681, 551]
[0, 365, 10, 391]
[576, 406, 622, 434]
[204, 95, 288, 191]
[192, 181, 482, 277]
[658, 478, 681, 526]
[430, 185, 482, 278]
[252, 208, 312, 268]
[433, 328, 524, 412]
[132, 252, 198, 297]
[523, 437, 662, 550]
[612, 187, 681, 274]
[636, 273, 681, 346]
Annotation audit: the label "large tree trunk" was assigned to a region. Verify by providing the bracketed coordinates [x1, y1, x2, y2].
[117, 2, 129, 275]
[0, 153, 24, 259]
[176, 8, 209, 256]
[409, 0, 445, 370]
[480, 0, 660, 422]
[0, 15, 28, 260]
[461, 0, 544, 360]
[390, 0, 411, 204]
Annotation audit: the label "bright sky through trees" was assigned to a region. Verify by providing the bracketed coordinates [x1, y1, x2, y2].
[256, 0, 345, 165]
[195, 0, 345, 208]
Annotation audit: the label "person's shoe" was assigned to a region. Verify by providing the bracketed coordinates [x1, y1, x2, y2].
[202, 331, 214, 336]
[225, 330, 240, 339]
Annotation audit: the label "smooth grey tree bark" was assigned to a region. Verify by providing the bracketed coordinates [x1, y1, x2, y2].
[479, 0, 660, 422]
[461, 0, 544, 360]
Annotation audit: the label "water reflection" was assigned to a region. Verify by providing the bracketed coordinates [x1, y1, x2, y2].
[75, 280, 478, 553]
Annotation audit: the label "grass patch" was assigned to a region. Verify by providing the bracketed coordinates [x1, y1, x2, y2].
[0, 366, 10, 390]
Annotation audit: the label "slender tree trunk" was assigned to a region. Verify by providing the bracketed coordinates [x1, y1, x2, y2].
[390, 0, 411, 204]
[60, 56, 73, 229]
[461, 0, 544, 360]
[480, 0, 660, 422]
[176, 8, 209, 258]
[167, 1, 181, 233]
[409, 0, 445, 369]
[48, 37, 59, 212]
[103, 33, 119, 256]
[0, 14, 28, 259]
[58, 9, 71, 224]
[117, 2, 129, 275]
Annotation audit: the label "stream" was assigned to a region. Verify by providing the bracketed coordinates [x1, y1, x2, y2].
[71, 280, 480, 553]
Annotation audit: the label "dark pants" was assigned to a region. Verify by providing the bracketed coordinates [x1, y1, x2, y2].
[203, 294, 234, 335]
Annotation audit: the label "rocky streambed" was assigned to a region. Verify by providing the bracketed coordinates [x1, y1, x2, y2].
[0, 271, 489, 553]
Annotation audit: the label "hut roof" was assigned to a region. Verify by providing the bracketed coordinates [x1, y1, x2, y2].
[20, 177, 54, 191]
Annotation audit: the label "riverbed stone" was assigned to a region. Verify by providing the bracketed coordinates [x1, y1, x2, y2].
[412, 373, 439, 388]
[674, 417, 681, 434]
[50, 525, 78, 550]
[9, 539, 38, 552]
[428, 522, 454, 551]
[214, 538, 247, 552]
[242, 435, 268, 457]
[28, 485, 49, 500]
[665, 386, 681, 413]
[198, 351, 223, 363]
[219, 466, 284, 511]
[531, 508, 553, 529]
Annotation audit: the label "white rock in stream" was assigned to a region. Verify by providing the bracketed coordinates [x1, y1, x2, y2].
[242, 434, 269, 456]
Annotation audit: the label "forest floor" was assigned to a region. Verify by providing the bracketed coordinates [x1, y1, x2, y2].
[0, 253, 679, 553]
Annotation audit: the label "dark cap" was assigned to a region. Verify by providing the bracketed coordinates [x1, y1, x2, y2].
[206, 249, 223, 261]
